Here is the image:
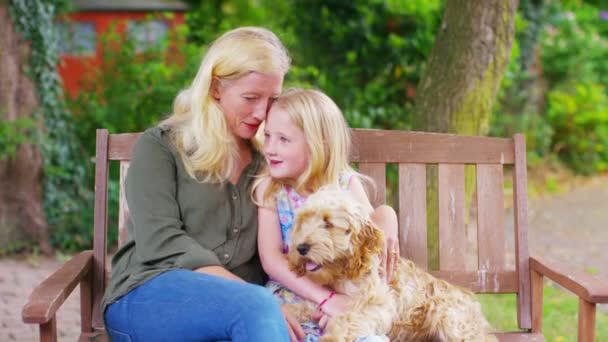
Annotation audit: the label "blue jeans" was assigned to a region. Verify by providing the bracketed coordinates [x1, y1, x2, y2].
[104, 269, 290, 342]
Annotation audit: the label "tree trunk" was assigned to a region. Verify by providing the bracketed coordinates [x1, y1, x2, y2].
[0, 5, 52, 255]
[413, 0, 518, 269]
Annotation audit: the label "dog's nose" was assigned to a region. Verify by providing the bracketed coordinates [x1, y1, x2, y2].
[296, 243, 310, 256]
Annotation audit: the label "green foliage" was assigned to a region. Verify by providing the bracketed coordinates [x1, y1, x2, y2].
[286, 0, 443, 130]
[541, 3, 608, 87]
[478, 285, 608, 341]
[547, 82, 608, 174]
[9, 0, 93, 251]
[492, 112, 554, 166]
[493, 0, 608, 175]
[0, 118, 34, 160]
[184, 0, 293, 46]
[538, 1, 608, 174]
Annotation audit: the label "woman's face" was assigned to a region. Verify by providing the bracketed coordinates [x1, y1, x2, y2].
[213, 72, 283, 141]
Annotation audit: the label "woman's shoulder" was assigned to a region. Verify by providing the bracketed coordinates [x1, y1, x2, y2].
[130, 126, 178, 163]
[140, 125, 171, 141]
[136, 126, 174, 149]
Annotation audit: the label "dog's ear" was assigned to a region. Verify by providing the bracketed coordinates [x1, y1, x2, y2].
[345, 218, 384, 279]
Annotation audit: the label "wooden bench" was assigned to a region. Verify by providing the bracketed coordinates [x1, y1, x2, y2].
[22, 128, 608, 341]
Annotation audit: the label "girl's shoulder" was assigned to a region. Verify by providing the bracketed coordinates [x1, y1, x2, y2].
[339, 170, 357, 189]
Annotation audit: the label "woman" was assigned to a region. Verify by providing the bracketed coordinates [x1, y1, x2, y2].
[102, 27, 299, 341]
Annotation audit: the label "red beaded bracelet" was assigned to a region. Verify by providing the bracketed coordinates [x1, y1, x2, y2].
[318, 291, 336, 310]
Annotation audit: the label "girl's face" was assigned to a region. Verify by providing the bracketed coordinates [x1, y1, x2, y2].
[213, 72, 283, 142]
[263, 106, 310, 182]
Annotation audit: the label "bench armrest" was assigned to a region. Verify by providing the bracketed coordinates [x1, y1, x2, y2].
[530, 255, 608, 341]
[22, 250, 94, 324]
[530, 255, 608, 303]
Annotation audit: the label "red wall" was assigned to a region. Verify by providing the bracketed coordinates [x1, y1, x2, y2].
[58, 11, 185, 98]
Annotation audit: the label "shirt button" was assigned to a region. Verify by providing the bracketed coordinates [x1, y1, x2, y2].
[224, 253, 230, 259]
[232, 228, 239, 234]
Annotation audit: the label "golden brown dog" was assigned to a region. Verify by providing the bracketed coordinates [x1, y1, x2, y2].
[286, 187, 496, 342]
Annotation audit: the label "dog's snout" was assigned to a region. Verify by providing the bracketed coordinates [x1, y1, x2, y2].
[296, 243, 310, 256]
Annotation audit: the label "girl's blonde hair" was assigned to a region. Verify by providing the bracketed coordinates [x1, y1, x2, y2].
[160, 27, 290, 183]
[255, 88, 371, 205]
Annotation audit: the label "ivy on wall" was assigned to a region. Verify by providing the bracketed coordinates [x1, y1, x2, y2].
[9, 0, 93, 248]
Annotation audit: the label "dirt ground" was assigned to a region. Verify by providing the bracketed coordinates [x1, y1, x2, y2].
[2, 175, 607, 341]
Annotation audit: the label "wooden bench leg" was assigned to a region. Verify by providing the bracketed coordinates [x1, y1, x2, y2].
[40, 317, 57, 342]
[578, 299, 596, 342]
[530, 268, 543, 333]
[81, 270, 93, 333]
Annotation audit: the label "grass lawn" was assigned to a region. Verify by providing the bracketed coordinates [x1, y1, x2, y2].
[478, 283, 608, 341]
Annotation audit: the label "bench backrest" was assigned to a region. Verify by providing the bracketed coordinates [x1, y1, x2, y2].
[92, 128, 531, 330]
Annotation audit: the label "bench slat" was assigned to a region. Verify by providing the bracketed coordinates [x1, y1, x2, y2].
[351, 129, 514, 164]
[118, 161, 130, 247]
[432, 270, 518, 293]
[108, 132, 142, 160]
[358, 162, 386, 208]
[398, 163, 428, 270]
[438, 164, 466, 271]
[476, 164, 505, 271]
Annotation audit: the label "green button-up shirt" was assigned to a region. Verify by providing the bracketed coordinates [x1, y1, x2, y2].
[102, 127, 265, 312]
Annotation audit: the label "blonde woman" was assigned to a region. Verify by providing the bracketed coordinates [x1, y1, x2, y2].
[255, 89, 398, 341]
[102, 27, 302, 341]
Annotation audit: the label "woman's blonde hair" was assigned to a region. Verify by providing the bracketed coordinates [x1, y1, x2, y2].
[256, 88, 370, 205]
[160, 27, 290, 183]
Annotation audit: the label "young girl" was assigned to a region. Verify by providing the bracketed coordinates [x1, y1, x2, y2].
[254, 88, 398, 341]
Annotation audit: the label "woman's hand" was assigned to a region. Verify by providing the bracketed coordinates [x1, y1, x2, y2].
[371, 205, 400, 282]
[281, 305, 306, 342]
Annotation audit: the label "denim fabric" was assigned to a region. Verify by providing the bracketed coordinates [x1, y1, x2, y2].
[104, 269, 289, 342]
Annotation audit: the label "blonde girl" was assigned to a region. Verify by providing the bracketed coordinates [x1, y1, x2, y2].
[255, 88, 399, 341]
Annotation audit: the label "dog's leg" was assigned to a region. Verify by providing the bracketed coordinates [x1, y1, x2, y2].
[282, 301, 317, 324]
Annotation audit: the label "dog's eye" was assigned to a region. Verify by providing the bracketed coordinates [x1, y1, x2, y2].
[322, 218, 333, 229]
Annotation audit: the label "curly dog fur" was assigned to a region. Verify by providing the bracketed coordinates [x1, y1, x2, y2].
[286, 187, 497, 342]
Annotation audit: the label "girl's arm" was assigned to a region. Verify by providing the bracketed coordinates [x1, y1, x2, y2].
[348, 176, 400, 281]
[256, 178, 349, 315]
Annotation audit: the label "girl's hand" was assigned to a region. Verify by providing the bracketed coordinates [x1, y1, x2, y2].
[371, 205, 400, 282]
[316, 312, 330, 330]
[318, 293, 350, 317]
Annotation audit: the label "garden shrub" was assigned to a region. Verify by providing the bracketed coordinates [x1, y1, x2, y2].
[547, 82, 608, 174]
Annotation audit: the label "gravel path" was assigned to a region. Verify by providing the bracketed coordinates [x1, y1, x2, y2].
[526, 177, 608, 281]
[2, 175, 607, 341]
